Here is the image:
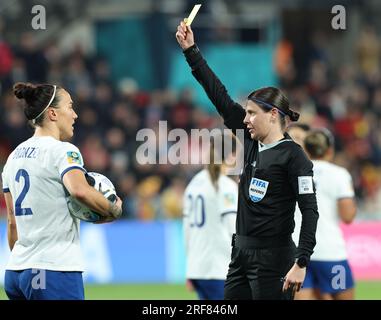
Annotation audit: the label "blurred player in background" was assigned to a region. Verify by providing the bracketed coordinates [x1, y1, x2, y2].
[1, 82, 122, 300]
[287, 123, 310, 150]
[294, 129, 356, 300]
[288, 123, 310, 265]
[183, 134, 238, 300]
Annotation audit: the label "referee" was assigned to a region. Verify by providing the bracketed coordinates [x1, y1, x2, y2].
[176, 22, 319, 300]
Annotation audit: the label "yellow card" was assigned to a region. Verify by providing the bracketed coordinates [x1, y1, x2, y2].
[184, 4, 201, 26]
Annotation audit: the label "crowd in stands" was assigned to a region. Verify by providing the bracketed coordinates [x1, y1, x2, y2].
[1, 25, 381, 220]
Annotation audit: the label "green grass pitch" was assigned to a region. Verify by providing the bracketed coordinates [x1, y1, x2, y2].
[1, 281, 380, 300]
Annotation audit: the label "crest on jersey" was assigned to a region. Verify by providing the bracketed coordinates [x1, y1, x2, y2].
[224, 193, 235, 206]
[67, 151, 82, 165]
[249, 177, 269, 202]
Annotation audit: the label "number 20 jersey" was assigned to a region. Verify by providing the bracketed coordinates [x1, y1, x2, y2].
[183, 170, 238, 279]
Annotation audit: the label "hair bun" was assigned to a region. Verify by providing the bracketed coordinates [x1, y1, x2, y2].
[288, 109, 300, 122]
[13, 82, 37, 101]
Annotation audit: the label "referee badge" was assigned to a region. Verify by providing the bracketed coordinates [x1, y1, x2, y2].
[298, 176, 314, 194]
[249, 177, 269, 202]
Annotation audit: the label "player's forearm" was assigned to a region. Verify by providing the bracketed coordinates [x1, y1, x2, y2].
[338, 198, 357, 224]
[74, 186, 120, 218]
[7, 218, 18, 251]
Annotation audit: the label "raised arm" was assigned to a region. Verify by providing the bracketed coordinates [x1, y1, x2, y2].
[176, 22, 246, 133]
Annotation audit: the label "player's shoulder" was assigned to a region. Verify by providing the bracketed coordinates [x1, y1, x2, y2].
[3, 138, 33, 165]
[185, 170, 210, 192]
[27, 136, 76, 151]
[324, 161, 351, 178]
[187, 169, 209, 185]
[59, 140, 80, 150]
[220, 174, 238, 189]
[50, 140, 81, 155]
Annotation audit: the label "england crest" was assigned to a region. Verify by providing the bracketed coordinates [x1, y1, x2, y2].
[249, 177, 269, 202]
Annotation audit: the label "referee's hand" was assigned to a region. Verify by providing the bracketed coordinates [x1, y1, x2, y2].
[175, 21, 195, 50]
[282, 263, 306, 296]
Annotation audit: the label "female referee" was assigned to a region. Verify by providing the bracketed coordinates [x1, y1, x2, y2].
[176, 22, 319, 300]
[1, 82, 123, 300]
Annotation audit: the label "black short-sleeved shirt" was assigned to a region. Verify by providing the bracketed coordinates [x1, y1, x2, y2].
[183, 44, 319, 260]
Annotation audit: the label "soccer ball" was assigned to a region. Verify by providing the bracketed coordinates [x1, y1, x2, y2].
[66, 172, 117, 222]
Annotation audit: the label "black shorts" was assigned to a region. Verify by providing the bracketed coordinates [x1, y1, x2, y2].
[224, 234, 296, 300]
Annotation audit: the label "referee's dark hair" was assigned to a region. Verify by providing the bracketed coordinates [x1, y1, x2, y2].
[305, 129, 334, 159]
[248, 87, 300, 129]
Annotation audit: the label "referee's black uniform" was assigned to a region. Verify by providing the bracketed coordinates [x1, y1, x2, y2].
[183, 44, 319, 300]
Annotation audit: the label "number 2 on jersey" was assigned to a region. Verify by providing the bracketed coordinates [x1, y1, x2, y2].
[187, 194, 205, 227]
[15, 169, 33, 216]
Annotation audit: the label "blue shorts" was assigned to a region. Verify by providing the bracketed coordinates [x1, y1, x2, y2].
[4, 269, 84, 300]
[303, 260, 354, 294]
[190, 279, 225, 300]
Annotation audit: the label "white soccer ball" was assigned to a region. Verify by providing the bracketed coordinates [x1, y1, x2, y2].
[67, 172, 117, 222]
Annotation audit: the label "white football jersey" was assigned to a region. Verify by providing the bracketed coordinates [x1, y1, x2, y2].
[292, 160, 355, 261]
[183, 169, 238, 279]
[1, 136, 86, 271]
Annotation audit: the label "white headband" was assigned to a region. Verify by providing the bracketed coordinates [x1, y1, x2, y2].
[32, 85, 57, 125]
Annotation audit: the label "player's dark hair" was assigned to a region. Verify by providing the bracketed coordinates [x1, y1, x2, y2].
[13, 82, 61, 126]
[305, 128, 334, 159]
[287, 123, 310, 132]
[248, 87, 299, 129]
[208, 132, 237, 190]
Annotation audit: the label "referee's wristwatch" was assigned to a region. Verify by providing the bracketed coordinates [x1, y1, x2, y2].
[295, 256, 309, 268]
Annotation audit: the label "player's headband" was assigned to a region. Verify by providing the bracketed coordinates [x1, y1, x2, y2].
[32, 85, 57, 124]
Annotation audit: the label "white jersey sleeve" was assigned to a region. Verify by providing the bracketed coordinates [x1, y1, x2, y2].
[1, 160, 10, 192]
[56, 143, 86, 179]
[336, 168, 355, 199]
